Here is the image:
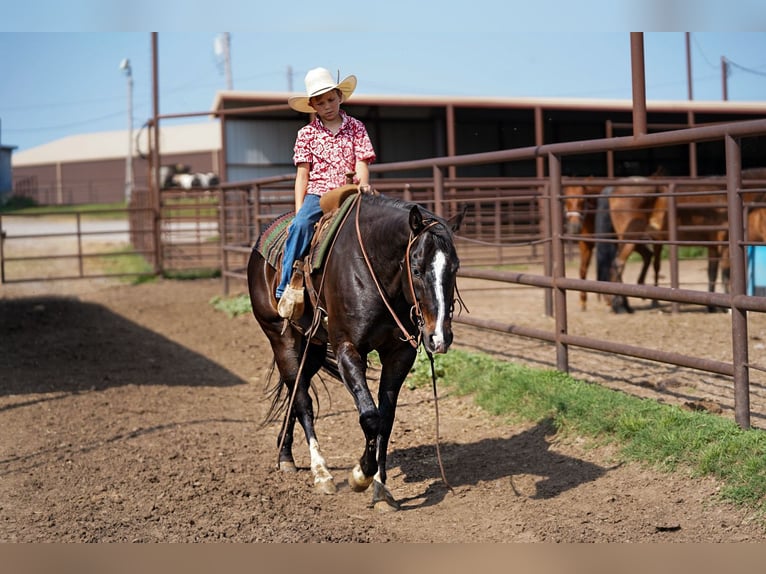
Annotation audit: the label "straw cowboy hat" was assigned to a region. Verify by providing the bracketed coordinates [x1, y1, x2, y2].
[288, 67, 357, 113]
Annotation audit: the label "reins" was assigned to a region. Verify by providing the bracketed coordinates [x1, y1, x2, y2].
[352, 196, 454, 493]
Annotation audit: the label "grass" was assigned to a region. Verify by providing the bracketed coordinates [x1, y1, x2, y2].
[0, 199, 129, 219]
[409, 349, 766, 514]
[93, 247, 156, 284]
[210, 293, 252, 318]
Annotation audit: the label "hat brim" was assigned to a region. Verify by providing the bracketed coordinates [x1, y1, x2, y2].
[288, 75, 357, 113]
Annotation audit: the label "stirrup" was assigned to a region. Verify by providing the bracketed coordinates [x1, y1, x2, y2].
[277, 285, 304, 320]
[278, 261, 306, 321]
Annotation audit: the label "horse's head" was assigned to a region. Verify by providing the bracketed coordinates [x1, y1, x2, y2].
[563, 186, 587, 235]
[405, 206, 464, 355]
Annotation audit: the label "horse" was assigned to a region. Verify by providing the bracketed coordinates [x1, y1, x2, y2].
[563, 184, 605, 310]
[647, 182, 731, 310]
[604, 177, 665, 312]
[247, 190, 464, 512]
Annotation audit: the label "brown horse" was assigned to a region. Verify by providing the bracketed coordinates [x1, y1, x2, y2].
[563, 184, 606, 310]
[601, 178, 665, 312]
[648, 182, 731, 305]
[247, 192, 463, 511]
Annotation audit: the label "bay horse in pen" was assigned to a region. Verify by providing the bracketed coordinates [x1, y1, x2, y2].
[563, 183, 607, 311]
[248, 188, 464, 512]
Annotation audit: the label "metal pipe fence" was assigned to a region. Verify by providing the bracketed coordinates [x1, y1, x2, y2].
[219, 117, 766, 429]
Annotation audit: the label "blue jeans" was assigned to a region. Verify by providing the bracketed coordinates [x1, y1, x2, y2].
[276, 194, 323, 298]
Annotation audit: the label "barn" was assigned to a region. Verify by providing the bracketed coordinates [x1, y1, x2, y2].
[11, 122, 222, 205]
[10, 91, 766, 205]
[212, 91, 766, 183]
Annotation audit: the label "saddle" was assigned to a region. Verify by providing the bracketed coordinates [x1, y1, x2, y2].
[254, 183, 374, 327]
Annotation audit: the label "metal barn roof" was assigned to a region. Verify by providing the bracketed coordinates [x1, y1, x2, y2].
[212, 90, 766, 114]
[12, 121, 221, 167]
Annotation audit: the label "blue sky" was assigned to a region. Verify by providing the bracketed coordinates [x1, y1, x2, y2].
[1, 29, 765, 151]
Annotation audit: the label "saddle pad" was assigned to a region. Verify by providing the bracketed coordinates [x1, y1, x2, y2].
[309, 192, 358, 271]
[254, 211, 294, 269]
[254, 192, 358, 271]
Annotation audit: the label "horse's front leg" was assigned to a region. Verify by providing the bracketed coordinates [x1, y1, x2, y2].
[368, 346, 417, 512]
[335, 341, 380, 496]
[579, 241, 593, 311]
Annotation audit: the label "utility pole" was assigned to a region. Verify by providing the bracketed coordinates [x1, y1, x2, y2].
[685, 32, 693, 100]
[721, 56, 729, 101]
[119, 58, 134, 204]
[215, 33, 233, 90]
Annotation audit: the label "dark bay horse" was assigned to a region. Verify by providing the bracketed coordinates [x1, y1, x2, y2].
[247, 192, 463, 511]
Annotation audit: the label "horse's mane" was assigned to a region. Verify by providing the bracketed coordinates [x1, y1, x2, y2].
[364, 193, 452, 241]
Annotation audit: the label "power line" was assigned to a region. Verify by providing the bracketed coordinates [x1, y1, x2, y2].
[3, 110, 127, 133]
[691, 35, 718, 69]
[727, 58, 766, 78]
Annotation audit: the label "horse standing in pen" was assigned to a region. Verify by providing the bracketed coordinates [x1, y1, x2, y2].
[248, 189, 464, 511]
[563, 184, 605, 311]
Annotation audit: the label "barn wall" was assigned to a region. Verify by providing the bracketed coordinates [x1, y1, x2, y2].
[12, 150, 220, 205]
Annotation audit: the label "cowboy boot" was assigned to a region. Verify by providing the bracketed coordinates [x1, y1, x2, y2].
[277, 261, 305, 320]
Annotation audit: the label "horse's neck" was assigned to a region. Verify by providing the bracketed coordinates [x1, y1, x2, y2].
[356, 203, 411, 284]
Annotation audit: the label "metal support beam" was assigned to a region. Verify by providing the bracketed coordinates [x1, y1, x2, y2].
[548, 152, 568, 372]
[726, 134, 749, 429]
[630, 32, 648, 138]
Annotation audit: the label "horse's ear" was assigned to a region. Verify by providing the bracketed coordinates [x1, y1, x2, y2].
[409, 206, 425, 233]
[447, 205, 468, 233]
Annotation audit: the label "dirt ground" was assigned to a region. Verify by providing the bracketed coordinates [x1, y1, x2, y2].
[2, 266, 766, 542]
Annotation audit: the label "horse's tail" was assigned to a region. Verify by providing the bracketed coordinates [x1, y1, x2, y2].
[258, 348, 340, 428]
[321, 347, 341, 381]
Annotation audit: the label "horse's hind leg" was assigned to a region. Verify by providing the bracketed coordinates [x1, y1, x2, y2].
[283, 346, 337, 494]
[277, 407, 298, 472]
[267, 331, 336, 493]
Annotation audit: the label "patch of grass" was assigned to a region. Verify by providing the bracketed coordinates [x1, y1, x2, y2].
[0, 196, 39, 212]
[210, 293, 252, 318]
[0, 201, 128, 219]
[410, 348, 766, 515]
[95, 247, 156, 284]
[162, 196, 219, 218]
[163, 268, 221, 280]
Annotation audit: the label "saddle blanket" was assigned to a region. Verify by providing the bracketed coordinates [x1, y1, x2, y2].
[254, 193, 357, 272]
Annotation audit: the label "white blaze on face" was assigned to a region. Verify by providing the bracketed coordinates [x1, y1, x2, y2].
[429, 250, 448, 349]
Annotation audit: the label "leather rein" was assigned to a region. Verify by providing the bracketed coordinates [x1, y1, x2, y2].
[353, 194, 443, 349]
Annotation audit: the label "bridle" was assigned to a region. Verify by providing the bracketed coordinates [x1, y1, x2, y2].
[354, 196, 449, 349]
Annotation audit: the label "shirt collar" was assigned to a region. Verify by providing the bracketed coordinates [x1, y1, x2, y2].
[312, 110, 348, 133]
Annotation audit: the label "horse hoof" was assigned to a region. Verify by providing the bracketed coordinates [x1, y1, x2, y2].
[371, 480, 400, 512]
[348, 465, 373, 492]
[279, 460, 298, 473]
[373, 499, 400, 513]
[314, 478, 337, 495]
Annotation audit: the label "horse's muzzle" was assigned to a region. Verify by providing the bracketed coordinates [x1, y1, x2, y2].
[425, 329, 453, 355]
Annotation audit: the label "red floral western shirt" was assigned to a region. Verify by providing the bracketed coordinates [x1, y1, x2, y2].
[293, 110, 376, 196]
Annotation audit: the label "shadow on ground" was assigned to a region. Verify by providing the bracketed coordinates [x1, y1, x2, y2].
[393, 417, 611, 509]
[0, 296, 246, 397]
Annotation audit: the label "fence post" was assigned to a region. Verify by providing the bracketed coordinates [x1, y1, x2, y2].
[726, 134, 750, 429]
[548, 153, 569, 373]
[432, 165, 444, 218]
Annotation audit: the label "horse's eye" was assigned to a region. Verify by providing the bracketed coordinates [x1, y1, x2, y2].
[411, 267, 422, 278]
